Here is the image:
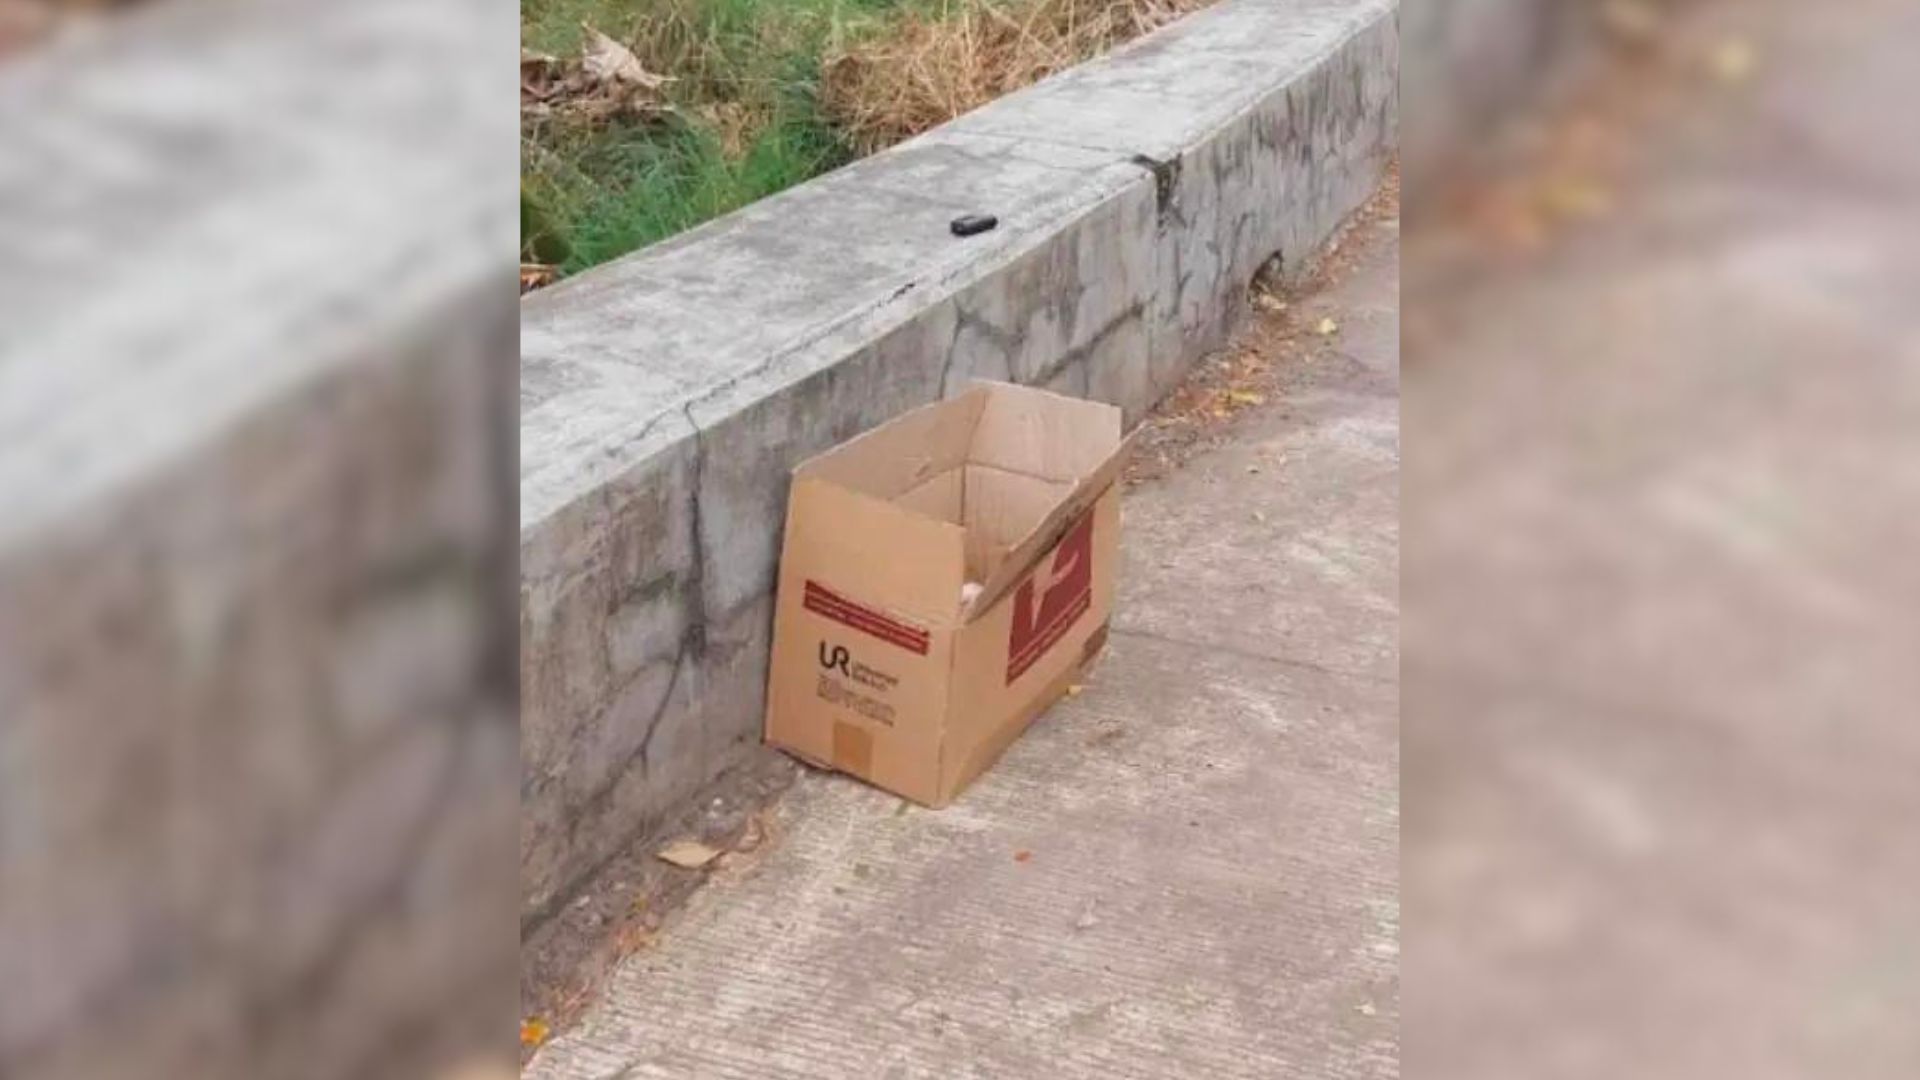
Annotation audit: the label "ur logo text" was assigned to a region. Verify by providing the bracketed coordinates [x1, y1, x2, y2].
[819, 642, 852, 676]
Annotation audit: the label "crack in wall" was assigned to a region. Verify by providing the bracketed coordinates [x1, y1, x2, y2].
[529, 639, 688, 935]
[526, 404, 717, 934]
[1031, 301, 1147, 390]
[941, 298, 1025, 397]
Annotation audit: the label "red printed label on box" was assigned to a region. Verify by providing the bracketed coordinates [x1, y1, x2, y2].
[804, 580, 930, 656]
[1006, 512, 1094, 683]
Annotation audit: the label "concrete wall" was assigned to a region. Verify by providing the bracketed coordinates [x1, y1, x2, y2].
[521, 0, 1400, 924]
[0, 1, 517, 1078]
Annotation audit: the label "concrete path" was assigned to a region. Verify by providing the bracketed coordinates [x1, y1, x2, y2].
[1405, 0, 1920, 1076]
[525, 205, 1400, 1079]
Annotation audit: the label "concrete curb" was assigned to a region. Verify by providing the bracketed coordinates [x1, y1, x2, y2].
[519, 0, 1399, 923]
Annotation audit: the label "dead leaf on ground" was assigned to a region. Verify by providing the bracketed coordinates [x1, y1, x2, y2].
[615, 923, 658, 954]
[1254, 293, 1288, 314]
[1013, 849, 1033, 863]
[732, 811, 770, 853]
[520, 1017, 550, 1049]
[521, 25, 675, 125]
[521, 263, 558, 293]
[656, 839, 722, 869]
[1315, 317, 1339, 337]
[1065, 683, 1085, 698]
[582, 25, 670, 91]
[1227, 390, 1266, 407]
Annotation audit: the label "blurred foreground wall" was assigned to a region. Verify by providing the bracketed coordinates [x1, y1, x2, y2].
[0, 1, 518, 1078]
[1402, 0, 1595, 197]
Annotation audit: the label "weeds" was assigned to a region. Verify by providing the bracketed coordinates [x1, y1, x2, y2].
[522, 0, 1210, 277]
[821, 0, 1207, 154]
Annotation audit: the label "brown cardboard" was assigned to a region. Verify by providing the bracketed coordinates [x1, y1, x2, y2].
[765, 381, 1130, 806]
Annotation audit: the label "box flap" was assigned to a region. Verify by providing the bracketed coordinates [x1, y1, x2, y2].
[960, 465, 1072, 581]
[796, 388, 987, 503]
[786, 475, 967, 626]
[960, 430, 1135, 621]
[967, 380, 1122, 482]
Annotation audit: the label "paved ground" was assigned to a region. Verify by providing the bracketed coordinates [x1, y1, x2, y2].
[524, 200, 1400, 1079]
[1406, 0, 1920, 1077]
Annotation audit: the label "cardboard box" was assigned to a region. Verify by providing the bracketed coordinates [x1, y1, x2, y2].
[765, 381, 1130, 806]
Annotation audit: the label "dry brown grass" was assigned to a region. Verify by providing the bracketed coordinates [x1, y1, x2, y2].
[821, 0, 1211, 155]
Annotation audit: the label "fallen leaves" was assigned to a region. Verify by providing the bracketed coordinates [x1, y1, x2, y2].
[732, 810, 771, 854]
[1121, 171, 1396, 488]
[615, 921, 658, 955]
[520, 1017, 550, 1049]
[522, 25, 675, 126]
[656, 839, 722, 869]
[521, 263, 558, 293]
[1013, 849, 1034, 863]
[1314, 317, 1340, 337]
[582, 25, 669, 90]
[1463, 164, 1618, 257]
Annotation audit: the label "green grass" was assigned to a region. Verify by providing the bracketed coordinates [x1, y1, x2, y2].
[525, 108, 849, 273]
[522, 0, 916, 273]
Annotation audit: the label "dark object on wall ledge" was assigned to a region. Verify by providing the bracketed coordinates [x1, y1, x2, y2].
[950, 213, 999, 237]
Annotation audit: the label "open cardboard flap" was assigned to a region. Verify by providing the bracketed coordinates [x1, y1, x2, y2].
[791, 380, 1129, 625]
[959, 429, 1135, 620]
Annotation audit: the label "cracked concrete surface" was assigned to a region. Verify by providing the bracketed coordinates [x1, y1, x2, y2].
[525, 196, 1399, 1080]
